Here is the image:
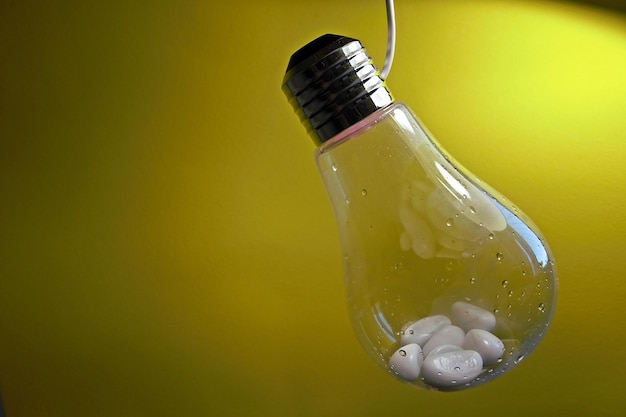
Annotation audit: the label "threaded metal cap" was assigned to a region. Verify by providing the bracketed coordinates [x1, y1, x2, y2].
[283, 34, 393, 144]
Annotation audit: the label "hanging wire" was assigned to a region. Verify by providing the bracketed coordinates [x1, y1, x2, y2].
[380, 0, 396, 80]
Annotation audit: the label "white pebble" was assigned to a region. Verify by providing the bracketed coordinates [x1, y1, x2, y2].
[399, 204, 436, 259]
[401, 315, 451, 346]
[435, 230, 466, 251]
[435, 247, 463, 259]
[389, 344, 423, 381]
[451, 301, 496, 332]
[399, 231, 412, 251]
[463, 329, 505, 366]
[421, 350, 484, 389]
[462, 188, 507, 232]
[422, 325, 465, 356]
[425, 343, 462, 359]
[425, 190, 483, 239]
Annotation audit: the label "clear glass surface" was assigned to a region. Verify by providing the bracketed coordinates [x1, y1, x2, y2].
[316, 102, 557, 391]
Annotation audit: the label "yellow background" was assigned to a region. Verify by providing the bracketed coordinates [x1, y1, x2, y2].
[1, 0, 625, 416]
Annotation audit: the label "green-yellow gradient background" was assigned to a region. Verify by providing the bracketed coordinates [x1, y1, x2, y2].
[1, 1, 625, 416]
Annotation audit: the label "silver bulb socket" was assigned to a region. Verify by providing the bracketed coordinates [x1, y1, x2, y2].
[283, 34, 394, 144]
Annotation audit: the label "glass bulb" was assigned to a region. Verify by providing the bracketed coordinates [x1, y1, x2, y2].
[283, 34, 557, 391]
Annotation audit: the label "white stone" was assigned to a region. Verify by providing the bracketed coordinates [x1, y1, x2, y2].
[463, 329, 505, 366]
[422, 325, 465, 356]
[399, 204, 436, 259]
[425, 344, 462, 359]
[421, 349, 484, 389]
[400, 315, 451, 346]
[425, 190, 483, 240]
[389, 343, 423, 381]
[462, 186, 507, 232]
[451, 301, 496, 332]
[435, 230, 466, 251]
[399, 231, 412, 251]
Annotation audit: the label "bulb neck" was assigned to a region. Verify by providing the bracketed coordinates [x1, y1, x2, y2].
[283, 34, 394, 144]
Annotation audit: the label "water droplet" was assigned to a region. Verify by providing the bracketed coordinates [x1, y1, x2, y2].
[493, 308, 500, 313]
[451, 380, 457, 384]
[514, 354, 526, 364]
[521, 270, 526, 276]
[469, 277, 477, 285]
[399, 350, 407, 357]
[361, 189, 368, 196]
[445, 218, 454, 227]
[508, 290, 514, 297]
[501, 280, 509, 288]
[469, 206, 476, 214]
[488, 233, 494, 240]
[331, 164, 338, 172]
[454, 366, 461, 372]
[538, 303, 546, 313]
[496, 252, 504, 261]
[408, 329, 414, 335]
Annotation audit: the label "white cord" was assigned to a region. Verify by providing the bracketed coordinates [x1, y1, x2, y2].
[380, 0, 396, 80]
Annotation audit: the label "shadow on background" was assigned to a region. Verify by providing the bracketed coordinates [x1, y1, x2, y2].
[574, 0, 626, 12]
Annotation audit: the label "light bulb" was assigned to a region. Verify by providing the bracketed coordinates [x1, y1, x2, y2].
[283, 34, 557, 391]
